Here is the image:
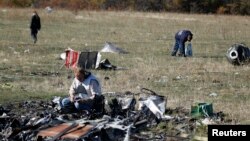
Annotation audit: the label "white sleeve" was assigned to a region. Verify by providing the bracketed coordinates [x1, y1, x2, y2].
[89, 79, 101, 95]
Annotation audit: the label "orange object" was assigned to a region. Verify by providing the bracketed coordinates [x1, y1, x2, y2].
[38, 123, 94, 139]
[65, 50, 80, 69]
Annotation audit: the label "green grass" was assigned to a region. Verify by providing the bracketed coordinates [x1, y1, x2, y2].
[0, 8, 250, 126]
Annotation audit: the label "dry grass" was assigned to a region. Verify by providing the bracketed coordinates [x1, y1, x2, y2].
[0, 8, 250, 123]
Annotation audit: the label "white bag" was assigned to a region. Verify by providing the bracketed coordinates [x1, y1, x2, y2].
[185, 42, 193, 57]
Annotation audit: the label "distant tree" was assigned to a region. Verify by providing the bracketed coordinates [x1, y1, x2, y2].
[238, 0, 250, 15]
[90, 0, 105, 9]
[0, 0, 11, 7]
[216, 6, 228, 14]
[134, 0, 164, 11]
[0, 0, 249, 15]
[172, 0, 184, 12]
[224, 0, 250, 15]
[102, 0, 133, 10]
[102, 0, 120, 10]
[11, 0, 33, 7]
[186, 0, 223, 13]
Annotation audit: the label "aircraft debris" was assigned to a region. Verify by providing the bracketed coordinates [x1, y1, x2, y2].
[226, 43, 250, 65]
[0, 89, 227, 141]
[100, 42, 128, 54]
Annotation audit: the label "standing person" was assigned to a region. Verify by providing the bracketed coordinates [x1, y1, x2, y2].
[171, 30, 193, 57]
[61, 65, 102, 113]
[30, 11, 41, 44]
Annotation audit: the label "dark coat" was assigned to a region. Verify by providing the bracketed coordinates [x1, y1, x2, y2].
[30, 14, 41, 32]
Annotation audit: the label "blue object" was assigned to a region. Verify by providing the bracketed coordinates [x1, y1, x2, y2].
[185, 43, 193, 57]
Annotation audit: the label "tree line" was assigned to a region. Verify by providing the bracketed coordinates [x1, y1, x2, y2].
[1, 0, 249, 15]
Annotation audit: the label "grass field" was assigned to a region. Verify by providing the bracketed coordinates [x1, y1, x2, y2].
[0, 8, 250, 124]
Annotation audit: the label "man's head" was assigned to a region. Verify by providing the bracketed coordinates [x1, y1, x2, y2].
[33, 10, 37, 15]
[74, 66, 88, 82]
[187, 33, 193, 42]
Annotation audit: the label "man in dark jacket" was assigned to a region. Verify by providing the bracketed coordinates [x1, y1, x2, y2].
[171, 30, 193, 57]
[30, 11, 41, 44]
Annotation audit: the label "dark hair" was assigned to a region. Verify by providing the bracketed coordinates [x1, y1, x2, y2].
[74, 65, 90, 78]
[190, 33, 193, 37]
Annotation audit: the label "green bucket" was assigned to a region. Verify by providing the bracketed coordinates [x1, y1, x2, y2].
[191, 103, 213, 118]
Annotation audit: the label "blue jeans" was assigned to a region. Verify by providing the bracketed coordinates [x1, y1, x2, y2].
[171, 40, 185, 56]
[61, 97, 91, 112]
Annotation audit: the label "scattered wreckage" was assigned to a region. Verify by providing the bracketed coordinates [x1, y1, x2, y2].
[100, 42, 128, 54]
[226, 43, 250, 65]
[1, 42, 235, 141]
[0, 88, 166, 141]
[59, 42, 128, 70]
[0, 88, 227, 141]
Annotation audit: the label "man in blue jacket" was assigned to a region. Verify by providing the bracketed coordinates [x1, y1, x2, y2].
[171, 30, 193, 57]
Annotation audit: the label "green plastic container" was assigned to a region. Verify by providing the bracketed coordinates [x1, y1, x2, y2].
[191, 103, 213, 118]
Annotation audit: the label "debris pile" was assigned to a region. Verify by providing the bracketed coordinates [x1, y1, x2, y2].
[0, 88, 227, 141]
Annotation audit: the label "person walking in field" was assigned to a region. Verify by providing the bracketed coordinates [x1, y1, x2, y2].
[30, 11, 41, 44]
[171, 30, 193, 57]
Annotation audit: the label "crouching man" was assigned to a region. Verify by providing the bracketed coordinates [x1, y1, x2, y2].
[171, 29, 193, 57]
[61, 65, 102, 113]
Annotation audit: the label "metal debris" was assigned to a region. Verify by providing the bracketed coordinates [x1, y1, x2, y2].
[100, 42, 128, 54]
[0, 88, 227, 141]
[226, 43, 250, 65]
